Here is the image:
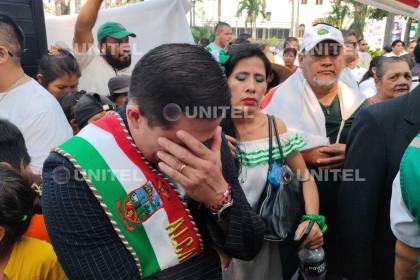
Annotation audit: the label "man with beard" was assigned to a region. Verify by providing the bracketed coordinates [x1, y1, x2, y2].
[73, 0, 136, 96]
[367, 57, 411, 105]
[263, 24, 366, 279]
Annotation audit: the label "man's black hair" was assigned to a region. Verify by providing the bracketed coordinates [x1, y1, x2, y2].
[214, 22, 231, 34]
[0, 14, 25, 61]
[0, 119, 30, 170]
[129, 43, 230, 128]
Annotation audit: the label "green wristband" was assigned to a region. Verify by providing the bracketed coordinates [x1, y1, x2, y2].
[301, 214, 328, 234]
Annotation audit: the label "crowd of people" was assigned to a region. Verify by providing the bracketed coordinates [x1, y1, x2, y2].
[0, 0, 420, 279]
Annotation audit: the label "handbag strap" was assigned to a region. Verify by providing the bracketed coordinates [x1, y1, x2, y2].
[270, 115, 287, 166]
[258, 115, 274, 210]
[267, 114, 274, 171]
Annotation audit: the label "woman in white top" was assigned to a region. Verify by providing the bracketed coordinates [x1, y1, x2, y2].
[221, 44, 324, 280]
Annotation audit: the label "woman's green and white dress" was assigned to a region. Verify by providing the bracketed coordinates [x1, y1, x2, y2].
[223, 130, 306, 280]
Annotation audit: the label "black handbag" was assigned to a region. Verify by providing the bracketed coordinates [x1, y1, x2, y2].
[258, 115, 305, 241]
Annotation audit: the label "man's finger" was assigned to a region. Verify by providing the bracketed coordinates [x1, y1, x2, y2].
[156, 151, 195, 178]
[158, 137, 206, 169]
[158, 162, 192, 188]
[317, 155, 345, 165]
[176, 130, 212, 159]
[210, 127, 222, 156]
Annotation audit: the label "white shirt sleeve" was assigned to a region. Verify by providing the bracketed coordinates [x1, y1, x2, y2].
[74, 45, 100, 71]
[390, 172, 420, 248]
[22, 112, 72, 174]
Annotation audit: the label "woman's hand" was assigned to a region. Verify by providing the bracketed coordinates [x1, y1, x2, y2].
[225, 135, 237, 157]
[295, 220, 323, 249]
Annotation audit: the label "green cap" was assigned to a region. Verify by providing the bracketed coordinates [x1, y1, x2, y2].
[97, 22, 136, 41]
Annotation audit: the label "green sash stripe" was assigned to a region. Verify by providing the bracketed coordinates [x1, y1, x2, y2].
[59, 136, 161, 276]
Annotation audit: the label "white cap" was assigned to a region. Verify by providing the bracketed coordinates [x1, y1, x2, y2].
[300, 24, 344, 52]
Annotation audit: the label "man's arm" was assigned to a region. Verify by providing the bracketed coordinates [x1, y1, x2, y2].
[204, 134, 265, 261]
[338, 108, 387, 279]
[395, 240, 420, 279]
[42, 153, 140, 280]
[73, 0, 103, 53]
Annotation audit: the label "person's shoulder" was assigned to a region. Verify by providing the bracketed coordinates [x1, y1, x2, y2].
[17, 237, 56, 262]
[365, 92, 409, 117]
[43, 149, 74, 169]
[20, 80, 62, 112]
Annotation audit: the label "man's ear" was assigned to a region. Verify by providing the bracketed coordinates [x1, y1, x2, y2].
[0, 47, 9, 65]
[69, 118, 80, 135]
[36, 74, 45, 86]
[126, 101, 141, 130]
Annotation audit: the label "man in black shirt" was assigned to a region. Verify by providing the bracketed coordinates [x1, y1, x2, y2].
[42, 44, 264, 280]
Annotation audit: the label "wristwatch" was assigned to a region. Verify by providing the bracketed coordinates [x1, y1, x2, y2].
[207, 186, 233, 221]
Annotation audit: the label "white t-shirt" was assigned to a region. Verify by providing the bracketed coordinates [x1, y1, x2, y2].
[358, 51, 372, 69]
[75, 46, 133, 96]
[0, 79, 72, 174]
[350, 65, 368, 83]
[340, 67, 360, 91]
[359, 78, 377, 98]
[390, 172, 420, 248]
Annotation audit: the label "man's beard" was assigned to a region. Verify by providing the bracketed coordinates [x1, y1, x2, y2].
[312, 78, 338, 90]
[104, 53, 132, 71]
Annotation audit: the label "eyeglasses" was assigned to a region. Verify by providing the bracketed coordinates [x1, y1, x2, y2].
[344, 42, 357, 48]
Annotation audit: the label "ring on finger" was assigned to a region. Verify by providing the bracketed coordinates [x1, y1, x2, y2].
[178, 163, 187, 173]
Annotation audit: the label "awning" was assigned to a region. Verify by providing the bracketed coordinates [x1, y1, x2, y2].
[354, 0, 420, 19]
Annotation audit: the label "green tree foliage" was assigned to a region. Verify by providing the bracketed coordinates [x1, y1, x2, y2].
[236, 0, 266, 38]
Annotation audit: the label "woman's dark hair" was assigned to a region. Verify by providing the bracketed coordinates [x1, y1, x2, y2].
[283, 37, 299, 49]
[221, 44, 272, 171]
[360, 56, 384, 83]
[0, 119, 30, 170]
[283, 47, 297, 57]
[225, 44, 272, 80]
[37, 49, 81, 87]
[391, 39, 405, 48]
[0, 164, 36, 259]
[129, 43, 230, 128]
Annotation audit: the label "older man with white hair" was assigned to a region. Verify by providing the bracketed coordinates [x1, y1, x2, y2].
[263, 23, 366, 278]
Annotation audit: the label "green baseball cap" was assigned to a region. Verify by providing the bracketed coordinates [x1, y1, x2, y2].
[97, 22, 136, 41]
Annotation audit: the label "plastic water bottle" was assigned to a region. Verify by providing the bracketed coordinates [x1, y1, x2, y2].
[298, 247, 327, 280]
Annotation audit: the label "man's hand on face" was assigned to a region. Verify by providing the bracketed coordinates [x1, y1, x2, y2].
[302, 143, 346, 169]
[156, 127, 229, 206]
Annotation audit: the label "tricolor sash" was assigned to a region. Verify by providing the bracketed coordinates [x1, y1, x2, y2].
[55, 112, 203, 278]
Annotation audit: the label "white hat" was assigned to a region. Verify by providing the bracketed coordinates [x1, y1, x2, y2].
[300, 24, 344, 52]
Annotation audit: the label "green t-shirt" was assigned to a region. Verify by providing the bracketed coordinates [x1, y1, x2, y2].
[319, 96, 368, 143]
